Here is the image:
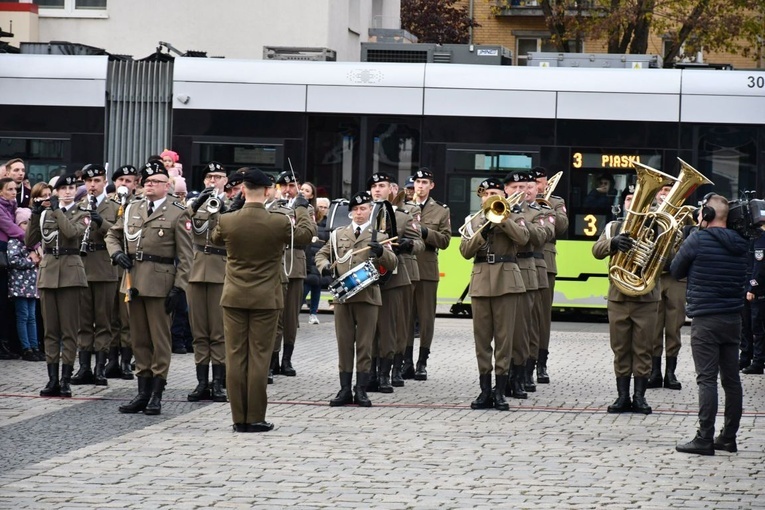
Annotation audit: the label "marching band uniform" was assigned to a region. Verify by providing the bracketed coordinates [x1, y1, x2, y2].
[649, 260, 687, 389]
[106, 162, 193, 416]
[71, 165, 120, 387]
[460, 178, 529, 411]
[26, 174, 88, 398]
[315, 191, 397, 407]
[407, 169, 451, 381]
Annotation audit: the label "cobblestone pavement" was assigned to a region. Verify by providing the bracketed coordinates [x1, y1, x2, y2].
[1, 314, 763, 509]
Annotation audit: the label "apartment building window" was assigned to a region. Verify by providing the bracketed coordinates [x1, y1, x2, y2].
[516, 38, 558, 66]
[29, 0, 107, 17]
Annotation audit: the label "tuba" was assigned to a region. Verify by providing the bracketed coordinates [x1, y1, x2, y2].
[609, 158, 713, 296]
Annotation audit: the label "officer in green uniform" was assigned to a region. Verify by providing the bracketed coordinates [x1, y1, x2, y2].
[26, 174, 88, 398]
[460, 177, 529, 411]
[316, 191, 397, 407]
[592, 187, 658, 415]
[212, 168, 313, 432]
[106, 161, 193, 416]
[71, 164, 120, 387]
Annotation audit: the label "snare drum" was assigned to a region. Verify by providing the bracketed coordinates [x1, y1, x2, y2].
[328, 260, 380, 303]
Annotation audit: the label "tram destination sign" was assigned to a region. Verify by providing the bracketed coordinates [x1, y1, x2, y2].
[572, 152, 660, 170]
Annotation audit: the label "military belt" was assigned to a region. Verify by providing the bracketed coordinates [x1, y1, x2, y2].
[425, 246, 437, 252]
[87, 243, 108, 252]
[131, 252, 175, 265]
[44, 248, 79, 256]
[517, 252, 534, 258]
[533, 252, 544, 259]
[474, 254, 517, 264]
[194, 244, 227, 256]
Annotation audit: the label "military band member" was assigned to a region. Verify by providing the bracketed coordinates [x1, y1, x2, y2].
[186, 162, 229, 403]
[26, 174, 88, 398]
[106, 161, 193, 415]
[460, 177, 529, 411]
[70, 164, 120, 387]
[534, 167, 569, 383]
[405, 168, 451, 381]
[104, 165, 140, 380]
[211, 168, 314, 432]
[224, 171, 244, 202]
[367, 172, 424, 392]
[592, 187, 657, 415]
[316, 191, 397, 407]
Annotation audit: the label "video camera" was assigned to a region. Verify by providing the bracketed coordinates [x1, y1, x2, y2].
[726, 191, 765, 240]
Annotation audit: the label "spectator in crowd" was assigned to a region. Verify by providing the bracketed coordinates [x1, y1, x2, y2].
[303, 196, 329, 325]
[8, 207, 42, 362]
[161, 150, 183, 177]
[0, 164, 7, 178]
[584, 173, 616, 210]
[1, 177, 27, 359]
[172, 177, 188, 204]
[6, 159, 31, 208]
[300, 182, 318, 209]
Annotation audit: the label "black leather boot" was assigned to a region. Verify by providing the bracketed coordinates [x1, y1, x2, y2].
[211, 364, 227, 402]
[378, 358, 394, 393]
[391, 353, 405, 387]
[271, 350, 281, 376]
[94, 351, 108, 386]
[524, 358, 537, 393]
[414, 347, 429, 381]
[647, 356, 663, 389]
[40, 363, 61, 397]
[632, 376, 652, 414]
[281, 344, 296, 377]
[60, 364, 74, 398]
[366, 357, 380, 392]
[119, 376, 152, 414]
[470, 373, 494, 410]
[493, 374, 510, 411]
[120, 347, 134, 380]
[402, 346, 415, 379]
[104, 346, 121, 378]
[329, 372, 353, 407]
[607, 376, 632, 413]
[70, 350, 94, 385]
[664, 357, 682, 390]
[510, 364, 528, 399]
[537, 348, 550, 383]
[188, 364, 211, 402]
[144, 377, 166, 415]
[354, 372, 372, 407]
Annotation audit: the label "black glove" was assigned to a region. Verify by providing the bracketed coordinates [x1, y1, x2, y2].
[89, 210, 103, 228]
[321, 266, 332, 277]
[164, 286, 185, 315]
[368, 241, 384, 258]
[397, 238, 414, 254]
[420, 225, 428, 240]
[480, 222, 494, 240]
[111, 251, 133, 270]
[32, 200, 45, 214]
[192, 188, 215, 213]
[224, 194, 245, 214]
[610, 234, 633, 253]
[293, 195, 310, 209]
[47, 196, 59, 211]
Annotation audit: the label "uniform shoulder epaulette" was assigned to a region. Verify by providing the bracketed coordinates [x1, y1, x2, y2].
[434, 199, 448, 208]
[539, 202, 552, 210]
[528, 202, 540, 210]
[550, 195, 563, 201]
[172, 201, 186, 210]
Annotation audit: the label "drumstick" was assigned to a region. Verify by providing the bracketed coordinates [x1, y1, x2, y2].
[330, 236, 398, 269]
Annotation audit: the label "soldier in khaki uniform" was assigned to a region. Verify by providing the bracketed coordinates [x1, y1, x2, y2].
[186, 162, 229, 403]
[26, 174, 88, 398]
[534, 167, 569, 384]
[405, 168, 451, 381]
[316, 191, 397, 407]
[212, 168, 314, 432]
[592, 187, 658, 415]
[460, 177, 529, 411]
[367, 173, 424, 392]
[503, 170, 550, 399]
[106, 161, 193, 416]
[70, 164, 120, 387]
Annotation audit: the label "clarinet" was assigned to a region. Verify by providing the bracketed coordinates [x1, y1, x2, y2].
[79, 194, 97, 256]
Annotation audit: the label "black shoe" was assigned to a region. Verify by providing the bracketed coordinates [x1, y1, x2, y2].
[739, 357, 752, 371]
[119, 376, 151, 414]
[536, 349, 550, 384]
[232, 423, 249, 433]
[329, 372, 353, 406]
[631, 376, 652, 415]
[172, 346, 187, 354]
[143, 377, 166, 415]
[354, 373, 372, 407]
[414, 347, 429, 381]
[33, 349, 45, 362]
[742, 363, 764, 375]
[664, 357, 682, 390]
[104, 347, 121, 378]
[120, 347, 134, 380]
[391, 353, 405, 387]
[366, 357, 380, 392]
[378, 358, 394, 394]
[509, 364, 527, 399]
[401, 346, 415, 379]
[607, 376, 632, 413]
[60, 364, 73, 398]
[211, 364, 227, 402]
[70, 351, 94, 385]
[93, 351, 108, 386]
[647, 356, 663, 389]
[524, 358, 537, 393]
[676, 434, 714, 456]
[0, 340, 20, 360]
[247, 422, 274, 432]
[493, 375, 510, 411]
[188, 364, 211, 402]
[471, 374, 494, 410]
[40, 363, 61, 397]
[281, 344, 296, 377]
[270, 351, 281, 376]
[22, 349, 37, 362]
[713, 434, 737, 453]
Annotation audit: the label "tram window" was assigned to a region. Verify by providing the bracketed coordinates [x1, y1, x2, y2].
[308, 116, 359, 200]
[570, 171, 639, 239]
[691, 125, 759, 200]
[371, 121, 420, 187]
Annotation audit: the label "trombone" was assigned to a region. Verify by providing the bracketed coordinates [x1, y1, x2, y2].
[459, 192, 524, 240]
[536, 170, 563, 208]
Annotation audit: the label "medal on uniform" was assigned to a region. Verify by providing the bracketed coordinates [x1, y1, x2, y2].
[158, 229, 164, 237]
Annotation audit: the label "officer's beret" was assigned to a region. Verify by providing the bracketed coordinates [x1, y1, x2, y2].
[503, 170, 534, 184]
[203, 161, 226, 176]
[276, 170, 300, 185]
[112, 165, 138, 181]
[366, 172, 393, 189]
[141, 161, 169, 182]
[53, 173, 78, 189]
[478, 177, 505, 193]
[531, 166, 548, 179]
[349, 191, 372, 210]
[242, 168, 273, 187]
[81, 164, 107, 179]
[405, 176, 415, 189]
[224, 171, 244, 191]
[412, 168, 434, 181]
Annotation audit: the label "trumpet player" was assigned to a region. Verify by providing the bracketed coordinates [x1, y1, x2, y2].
[592, 187, 657, 415]
[185, 161, 230, 403]
[460, 177, 529, 411]
[71, 164, 120, 387]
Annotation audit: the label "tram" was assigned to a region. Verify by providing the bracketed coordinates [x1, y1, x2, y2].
[2, 54, 764, 310]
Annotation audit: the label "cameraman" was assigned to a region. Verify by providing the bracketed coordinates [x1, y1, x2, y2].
[671, 194, 747, 455]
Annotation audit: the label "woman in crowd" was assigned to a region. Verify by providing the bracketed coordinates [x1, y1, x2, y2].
[0, 177, 27, 359]
[303, 193, 329, 325]
[8, 207, 42, 361]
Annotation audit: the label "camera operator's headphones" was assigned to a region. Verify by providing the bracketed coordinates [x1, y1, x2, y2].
[701, 192, 717, 222]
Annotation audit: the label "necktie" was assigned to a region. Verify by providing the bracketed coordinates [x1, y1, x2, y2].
[147, 201, 154, 216]
[355, 226, 361, 239]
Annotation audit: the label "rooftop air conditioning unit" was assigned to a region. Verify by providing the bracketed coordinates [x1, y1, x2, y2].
[263, 47, 337, 62]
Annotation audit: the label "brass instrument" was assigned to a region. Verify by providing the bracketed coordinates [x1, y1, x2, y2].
[537, 171, 563, 207]
[206, 197, 221, 214]
[459, 191, 525, 240]
[609, 158, 713, 296]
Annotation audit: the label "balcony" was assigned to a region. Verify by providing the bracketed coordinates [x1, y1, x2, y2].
[494, 0, 601, 17]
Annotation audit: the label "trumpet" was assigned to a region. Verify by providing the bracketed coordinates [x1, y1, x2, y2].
[206, 197, 221, 214]
[459, 192, 524, 240]
[536, 171, 563, 208]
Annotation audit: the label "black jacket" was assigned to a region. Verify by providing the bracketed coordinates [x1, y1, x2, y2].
[670, 227, 748, 317]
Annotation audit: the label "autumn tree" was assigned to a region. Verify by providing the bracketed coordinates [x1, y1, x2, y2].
[401, 0, 479, 44]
